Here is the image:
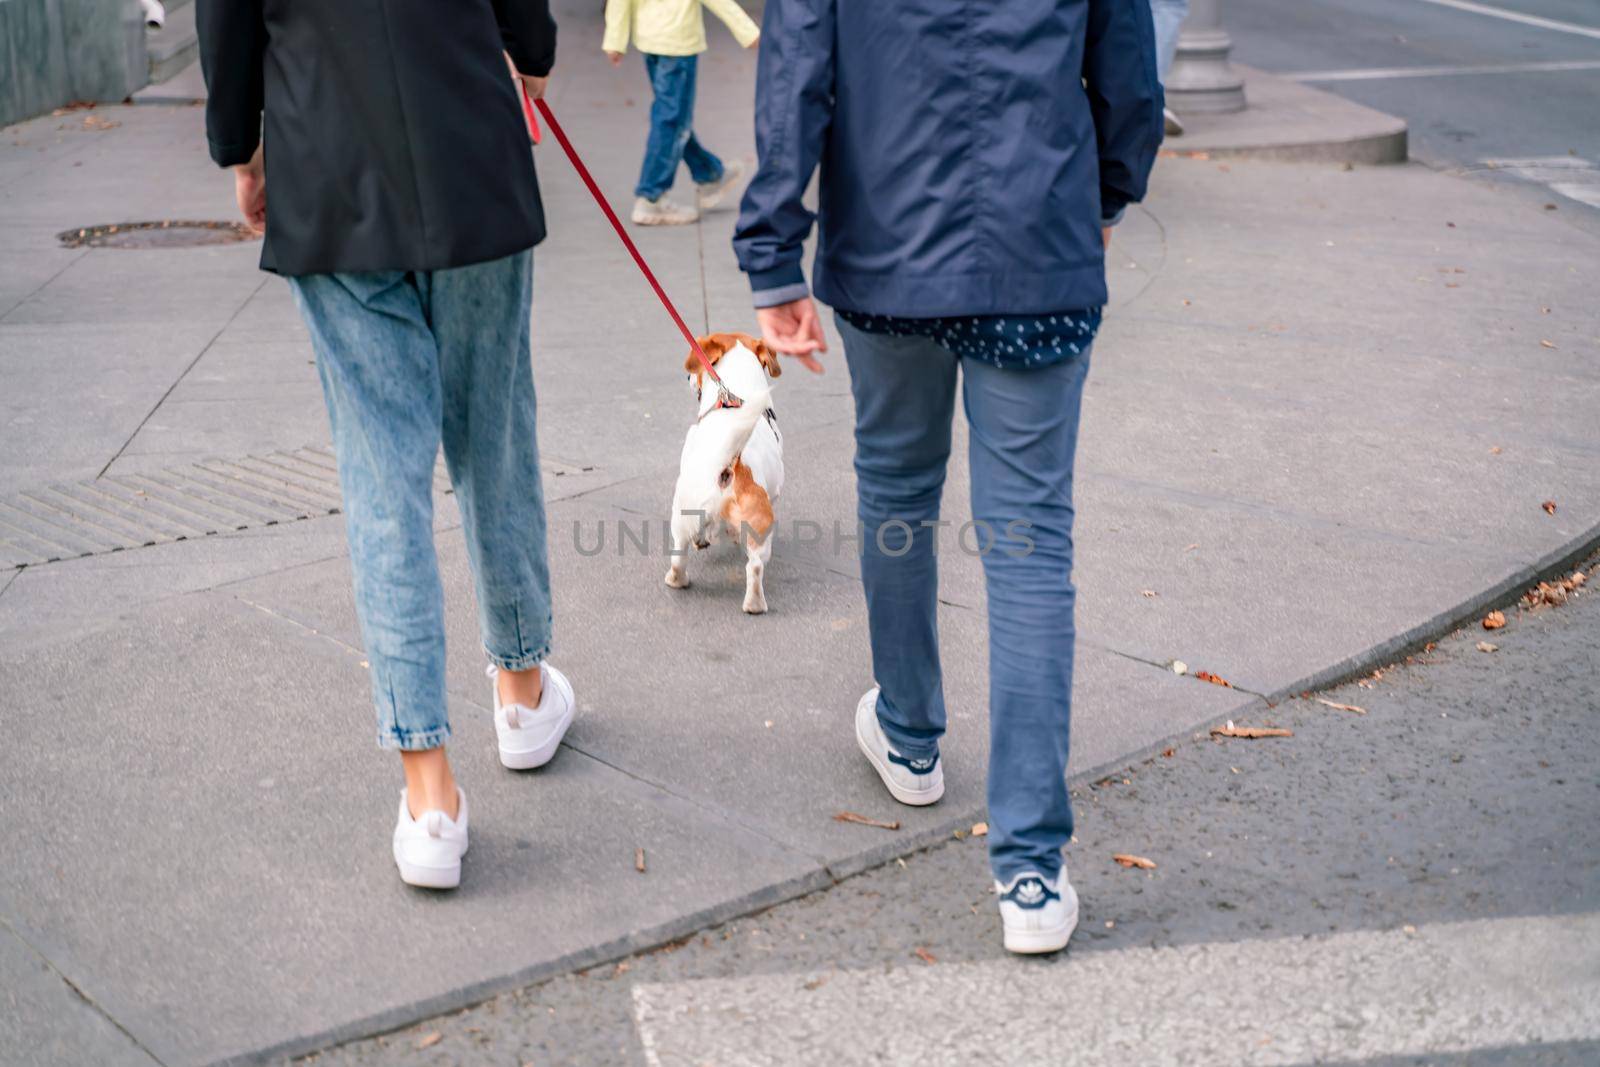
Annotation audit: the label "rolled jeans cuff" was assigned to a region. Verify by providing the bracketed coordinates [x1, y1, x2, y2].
[378, 723, 452, 752]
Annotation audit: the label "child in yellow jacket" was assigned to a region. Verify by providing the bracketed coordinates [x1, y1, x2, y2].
[603, 0, 759, 226]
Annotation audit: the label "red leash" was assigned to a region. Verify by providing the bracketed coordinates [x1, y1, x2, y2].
[531, 94, 743, 411]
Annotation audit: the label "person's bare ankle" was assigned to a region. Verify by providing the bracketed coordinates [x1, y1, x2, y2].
[401, 747, 459, 820]
[498, 664, 544, 709]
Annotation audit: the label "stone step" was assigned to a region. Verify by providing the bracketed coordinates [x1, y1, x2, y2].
[145, 0, 197, 85]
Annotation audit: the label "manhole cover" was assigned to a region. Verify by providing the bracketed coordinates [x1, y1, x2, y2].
[57, 220, 260, 249]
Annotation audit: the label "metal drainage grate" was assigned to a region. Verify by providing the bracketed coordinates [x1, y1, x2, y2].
[57, 220, 261, 250]
[0, 447, 453, 571]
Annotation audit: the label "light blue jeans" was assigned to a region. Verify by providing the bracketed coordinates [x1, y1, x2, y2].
[838, 317, 1092, 883]
[1151, 0, 1189, 83]
[288, 250, 551, 751]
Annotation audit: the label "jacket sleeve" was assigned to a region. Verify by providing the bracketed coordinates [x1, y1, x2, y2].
[196, 0, 266, 167]
[704, 0, 761, 49]
[732, 0, 834, 305]
[602, 0, 632, 55]
[1083, 0, 1164, 224]
[495, 0, 559, 78]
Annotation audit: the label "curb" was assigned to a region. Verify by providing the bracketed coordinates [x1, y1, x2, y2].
[1165, 65, 1409, 165]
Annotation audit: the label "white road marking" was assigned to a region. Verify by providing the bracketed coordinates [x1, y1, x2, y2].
[631, 912, 1600, 1067]
[1412, 0, 1600, 40]
[1290, 59, 1600, 82]
[1478, 156, 1600, 208]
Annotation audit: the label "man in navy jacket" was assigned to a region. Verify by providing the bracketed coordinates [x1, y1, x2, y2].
[735, 0, 1162, 953]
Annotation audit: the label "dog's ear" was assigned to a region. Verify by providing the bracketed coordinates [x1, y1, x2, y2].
[748, 340, 780, 382]
[687, 334, 732, 375]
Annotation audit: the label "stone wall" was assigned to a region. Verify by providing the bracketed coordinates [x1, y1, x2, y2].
[0, 0, 146, 126]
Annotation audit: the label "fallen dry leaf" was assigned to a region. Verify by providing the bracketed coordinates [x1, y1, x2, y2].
[1161, 747, 1176, 758]
[1476, 641, 1498, 653]
[1212, 722, 1293, 739]
[1140, 589, 1158, 598]
[1539, 339, 1557, 349]
[833, 811, 901, 831]
[1194, 670, 1233, 688]
[1113, 853, 1157, 870]
[1490, 446, 1502, 455]
[1542, 500, 1557, 515]
[635, 847, 646, 874]
[913, 947, 937, 965]
[1571, 571, 1588, 589]
[971, 821, 989, 837]
[1313, 696, 1367, 715]
[415, 1031, 443, 1051]
[1184, 543, 1200, 551]
[1483, 610, 1506, 630]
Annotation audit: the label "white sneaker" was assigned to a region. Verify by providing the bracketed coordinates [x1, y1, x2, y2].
[696, 158, 747, 211]
[854, 687, 944, 806]
[631, 195, 699, 226]
[489, 662, 574, 770]
[393, 787, 469, 889]
[996, 870, 1079, 954]
[1163, 106, 1184, 136]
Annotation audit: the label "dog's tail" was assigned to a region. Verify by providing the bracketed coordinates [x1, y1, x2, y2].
[706, 382, 773, 473]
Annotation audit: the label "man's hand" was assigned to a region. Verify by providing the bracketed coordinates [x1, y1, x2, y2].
[756, 297, 827, 374]
[234, 145, 265, 233]
[606, 50, 623, 67]
[519, 73, 550, 99]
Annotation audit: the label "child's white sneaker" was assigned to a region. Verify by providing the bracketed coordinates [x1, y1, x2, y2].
[631, 195, 699, 226]
[996, 870, 1079, 954]
[393, 787, 468, 889]
[854, 687, 944, 806]
[489, 662, 574, 770]
[696, 158, 747, 211]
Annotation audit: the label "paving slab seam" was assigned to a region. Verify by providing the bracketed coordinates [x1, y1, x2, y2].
[0, 248, 90, 321]
[214, 866, 839, 1067]
[553, 738, 831, 868]
[95, 278, 273, 480]
[1079, 468, 1534, 563]
[0, 915, 170, 1067]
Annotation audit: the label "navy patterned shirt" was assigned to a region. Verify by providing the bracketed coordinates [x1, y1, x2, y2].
[837, 308, 1102, 370]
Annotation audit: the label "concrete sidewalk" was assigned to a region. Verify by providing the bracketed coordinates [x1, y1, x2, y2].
[3, 4, 1599, 1064]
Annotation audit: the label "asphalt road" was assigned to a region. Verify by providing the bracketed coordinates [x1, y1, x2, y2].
[1226, 0, 1600, 220]
[303, 558, 1600, 1065]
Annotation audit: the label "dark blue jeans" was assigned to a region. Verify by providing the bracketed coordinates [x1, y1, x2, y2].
[838, 316, 1092, 883]
[636, 53, 724, 200]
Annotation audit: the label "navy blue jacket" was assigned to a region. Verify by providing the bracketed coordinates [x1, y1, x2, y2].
[733, 0, 1163, 317]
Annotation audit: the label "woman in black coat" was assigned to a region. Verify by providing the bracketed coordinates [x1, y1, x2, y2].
[199, 0, 576, 891]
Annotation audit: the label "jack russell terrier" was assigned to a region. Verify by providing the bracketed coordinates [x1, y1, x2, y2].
[666, 333, 783, 614]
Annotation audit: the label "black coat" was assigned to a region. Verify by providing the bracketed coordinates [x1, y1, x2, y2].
[197, 0, 556, 276]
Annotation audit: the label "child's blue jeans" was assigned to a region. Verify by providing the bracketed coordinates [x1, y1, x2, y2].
[636, 53, 725, 201]
[288, 250, 552, 751]
[837, 316, 1092, 884]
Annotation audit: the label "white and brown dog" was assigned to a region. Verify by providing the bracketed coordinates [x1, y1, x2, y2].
[665, 332, 783, 614]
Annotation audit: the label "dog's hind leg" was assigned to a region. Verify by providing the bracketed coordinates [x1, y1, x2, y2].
[665, 510, 694, 589]
[742, 528, 772, 614]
